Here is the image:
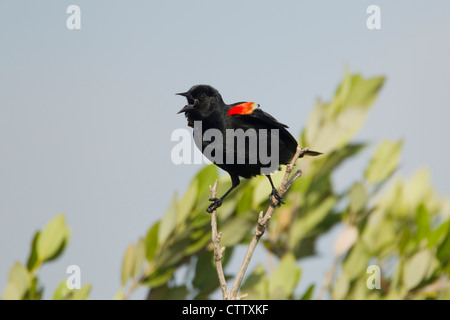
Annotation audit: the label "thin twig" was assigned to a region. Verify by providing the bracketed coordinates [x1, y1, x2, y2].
[209, 180, 230, 299]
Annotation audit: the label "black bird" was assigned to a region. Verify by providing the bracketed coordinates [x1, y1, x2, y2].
[177, 85, 321, 213]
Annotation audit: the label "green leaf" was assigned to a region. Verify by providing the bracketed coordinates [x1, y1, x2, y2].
[219, 216, 254, 247]
[145, 222, 159, 261]
[133, 238, 146, 280]
[236, 184, 254, 214]
[52, 280, 70, 300]
[299, 284, 315, 300]
[36, 215, 70, 263]
[26, 276, 43, 300]
[2, 283, 21, 300]
[403, 249, 433, 290]
[177, 179, 198, 226]
[2, 262, 32, 300]
[332, 272, 350, 300]
[195, 165, 219, 203]
[113, 287, 124, 300]
[185, 231, 210, 256]
[305, 143, 366, 182]
[349, 181, 367, 214]
[26, 231, 40, 272]
[143, 266, 176, 288]
[155, 235, 190, 267]
[415, 204, 431, 242]
[304, 73, 385, 153]
[403, 169, 437, 216]
[121, 244, 136, 286]
[36, 214, 71, 263]
[147, 284, 189, 300]
[342, 241, 370, 281]
[437, 222, 450, 262]
[52, 281, 91, 300]
[427, 220, 449, 248]
[342, 74, 385, 110]
[71, 284, 92, 300]
[192, 252, 222, 299]
[158, 196, 178, 244]
[252, 172, 283, 207]
[288, 196, 337, 250]
[268, 253, 301, 299]
[241, 264, 269, 300]
[365, 140, 403, 185]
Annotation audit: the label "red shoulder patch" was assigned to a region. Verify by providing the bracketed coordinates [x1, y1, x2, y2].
[228, 102, 259, 116]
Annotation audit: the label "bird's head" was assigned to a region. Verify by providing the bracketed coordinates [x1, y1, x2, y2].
[176, 85, 223, 124]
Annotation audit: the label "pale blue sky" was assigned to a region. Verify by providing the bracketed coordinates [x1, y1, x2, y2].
[1, 1, 450, 299]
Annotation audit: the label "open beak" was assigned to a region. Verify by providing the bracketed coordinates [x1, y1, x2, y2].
[176, 91, 194, 114]
[177, 104, 195, 114]
[176, 91, 190, 97]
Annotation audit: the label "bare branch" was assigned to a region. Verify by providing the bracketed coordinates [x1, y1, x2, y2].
[227, 146, 309, 299]
[209, 180, 230, 299]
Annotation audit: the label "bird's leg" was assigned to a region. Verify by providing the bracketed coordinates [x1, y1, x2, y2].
[207, 174, 240, 213]
[266, 175, 285, 207]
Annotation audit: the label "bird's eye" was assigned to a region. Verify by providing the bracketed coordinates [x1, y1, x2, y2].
[199, 93, 206, 100]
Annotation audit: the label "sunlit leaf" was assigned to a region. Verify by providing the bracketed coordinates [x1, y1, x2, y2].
[195, 165, 219, 203]
[403, 249, 433, 290]
[36, 214, 70, 263]
[113, 287, 124, 300]
[332, 272, 350, 300]
[304, 73, 385, 153]
[145, 222, 159, 262]
[219, 217, 254, 247]
[52, 280, 70, 300]
[2, 283, 20, 300]
[71, 284, 92, 300]
[241, 264, 269, 300]
[133, 238, 146, 280]
[121, 244, 136, 286]
[403, 169, 438, 216]
[177, 179, 198, 226]
[415, 204, 431, 242]
[3, 262, 31, 300]
[349, 181, 367, 214]
[288, 196, 337, 249]
[268, 253, 301, 299]
[158, 196, 178, 244]
[52, 281, 91, 300]
[365, 140, 403, 185]
[252, 172, 283, 207]
[342, 74, 385, 110]
[342, 242, 370, 281]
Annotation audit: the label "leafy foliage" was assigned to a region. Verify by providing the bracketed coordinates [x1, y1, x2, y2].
[3, 71, 450, 300]
[2, 214, 91, 300]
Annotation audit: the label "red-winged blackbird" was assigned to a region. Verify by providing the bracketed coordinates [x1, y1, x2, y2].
[177, 85, 321, 213]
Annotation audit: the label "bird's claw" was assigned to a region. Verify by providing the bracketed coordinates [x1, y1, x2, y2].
[207, 197, 223, 213]
[269, 189, 285, 207]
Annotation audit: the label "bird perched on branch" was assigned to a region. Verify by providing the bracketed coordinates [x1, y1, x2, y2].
[177, 85, 321, 213]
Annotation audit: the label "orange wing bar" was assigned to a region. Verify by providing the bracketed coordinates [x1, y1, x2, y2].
[228, 102, 259, 116]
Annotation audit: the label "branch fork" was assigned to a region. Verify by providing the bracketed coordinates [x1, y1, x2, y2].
[209, 146, 309, 300]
